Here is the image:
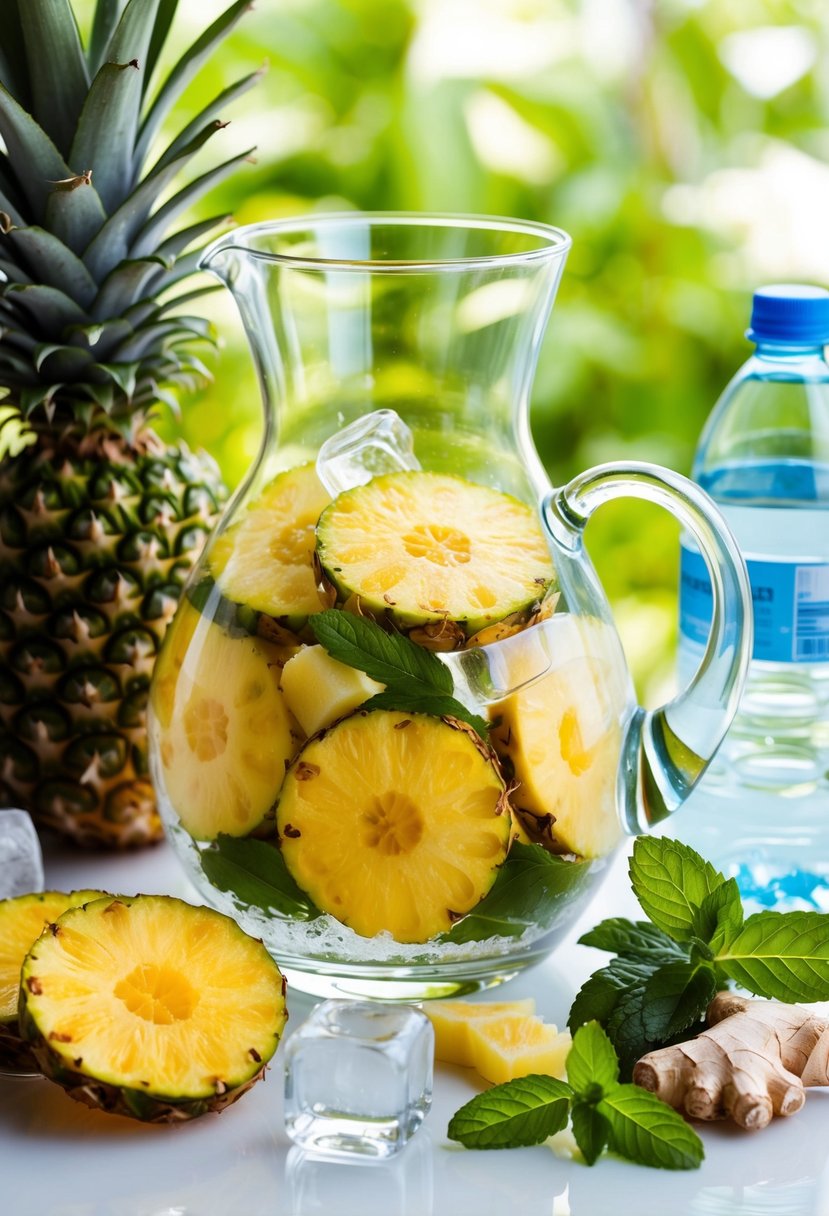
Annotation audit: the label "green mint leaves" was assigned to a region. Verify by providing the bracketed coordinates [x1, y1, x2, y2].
[571, 835, 829, 1075]
[448, 1022, 703, 1171]
[309, 610, 489, 735]
[200, 835, 321, 920]
[447, 1074, 572, 1150]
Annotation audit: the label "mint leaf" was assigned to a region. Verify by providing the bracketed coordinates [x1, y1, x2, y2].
[642, 961, 717, 1039]
[579, 918, 685, 961]
[715, 910, 829, 1002]
[571, 1102, 611, 1166]
[310, 610, 453, 694]
[568, 970, 629, 1035]
[599, 1084, 704, 1170]
[447, 1074, 572, 1149]
[362, 690, 489, 737]
[201, 835, 320, 921]
[442, 843, 592, 945]
[698, 879, 743, 953]
[629, 836, 725, 943]
[567, 1021, 619, 1095]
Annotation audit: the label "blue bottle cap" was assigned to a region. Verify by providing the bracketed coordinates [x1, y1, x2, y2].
[747, 283, 829, 345]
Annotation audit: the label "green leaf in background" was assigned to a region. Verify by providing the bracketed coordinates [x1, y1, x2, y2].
[566, 1020, 619, 1095]
[578, 918, 686, 961]
[361, 689, 489, 738]
[310, 609, 453, 695]
[715, 911, 829, 1002]
[598, 1085, 704, 1171]
[441, 843, 593, 946]
[571, 1102, 611, 1167]
[629, 836, 725, 942]
[447, 1074, 573, 1150]
[642, 961, 717, 1040]
[200, 834, 321, 921]
[698, 878, 744, 953]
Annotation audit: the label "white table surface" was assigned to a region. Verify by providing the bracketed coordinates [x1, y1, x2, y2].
[3, 837, 829, 1216]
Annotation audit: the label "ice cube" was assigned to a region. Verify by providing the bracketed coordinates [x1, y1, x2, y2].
[0, 808, 44, 900]
[284, 999, 433, 1160]
[315, 409, 420, 497]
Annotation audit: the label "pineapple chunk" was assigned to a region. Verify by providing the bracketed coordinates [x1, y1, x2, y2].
[277, 709, 511, 943]
[426, 998, 536, 1067]
[316, 471, 555, 636]
[280, 645, 383, 736]
[467, 1014, 572, 1085]
[18, 894, 287, 1122]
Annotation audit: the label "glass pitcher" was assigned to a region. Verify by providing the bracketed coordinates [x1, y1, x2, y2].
[148, 214, 751, 999]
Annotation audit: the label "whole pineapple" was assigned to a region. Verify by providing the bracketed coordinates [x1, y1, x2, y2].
[0, 0, 258, 847]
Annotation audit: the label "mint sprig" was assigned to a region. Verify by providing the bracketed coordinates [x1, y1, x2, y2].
[448, 1021, 703, 1171]
[571, 835, 829, 1075]
[309, 610, 489, 735]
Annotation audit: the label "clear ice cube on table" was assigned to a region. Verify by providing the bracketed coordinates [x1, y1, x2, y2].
[284, 999, 434, 1160]
[315, 409, 420, 497]
[0, 808, 44, 900]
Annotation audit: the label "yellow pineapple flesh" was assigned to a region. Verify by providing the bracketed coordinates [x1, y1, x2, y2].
[316, 472, 555, 636]
[280, 645, 384, 736]
[466, 1014, 571, 1085]
[276, 709, 511, 943]
[491, 618, 630, 859]
[19, 894, 287, 1122]
[150, 601, 295, 839]
[0, 889, 101, 1072]
[210, 464, 330, 626]
[426, 998, 537, 1067]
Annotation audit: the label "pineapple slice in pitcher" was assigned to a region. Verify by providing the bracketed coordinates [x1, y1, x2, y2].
[316, 471, 555, 639]
[490, 618, 630, 859]
[276, 709, 511, 943]
[151, 603, 295, 840]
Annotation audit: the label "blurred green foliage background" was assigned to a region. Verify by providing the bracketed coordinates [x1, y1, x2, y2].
[157, 0, 829, 698]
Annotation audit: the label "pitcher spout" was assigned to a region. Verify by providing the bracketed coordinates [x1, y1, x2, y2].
[199, 230, 243, 284]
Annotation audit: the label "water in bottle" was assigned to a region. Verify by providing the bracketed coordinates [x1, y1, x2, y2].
[676, 284, 829, 908]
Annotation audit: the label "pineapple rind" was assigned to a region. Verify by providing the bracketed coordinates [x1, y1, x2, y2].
[18, 894, 288, 1122]
[0, 443, 224, 847]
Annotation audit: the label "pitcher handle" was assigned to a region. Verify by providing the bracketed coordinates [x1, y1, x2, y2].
[542, 461, 753, 833]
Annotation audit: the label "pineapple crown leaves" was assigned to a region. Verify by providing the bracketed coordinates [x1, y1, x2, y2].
[0, 0, 261, 442]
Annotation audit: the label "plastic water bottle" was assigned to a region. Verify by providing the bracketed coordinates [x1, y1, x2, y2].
[676, 284, 829, 908]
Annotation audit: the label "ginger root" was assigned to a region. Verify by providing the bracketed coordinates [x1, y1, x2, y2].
[633, 991, 829, 1131]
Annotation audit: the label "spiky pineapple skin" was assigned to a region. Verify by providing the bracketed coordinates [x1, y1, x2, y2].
[0, 436, 224, 848]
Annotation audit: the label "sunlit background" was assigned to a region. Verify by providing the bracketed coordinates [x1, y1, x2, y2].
[135, 1, 829, 694]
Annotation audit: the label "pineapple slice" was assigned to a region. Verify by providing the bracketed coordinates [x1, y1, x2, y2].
[0, 890, 101, 1073]
[426, 998, 537, 1067]
[280, 645, 384, 736]
[210, 464, 331, 627]
[18, 894, 287, 1122]
[276, 709, 511, 943]
[316, 472, 554, 636]
[151, 607, 295, 840]
[467, 1014, 572, 1085]
[491, 620, 628, 859]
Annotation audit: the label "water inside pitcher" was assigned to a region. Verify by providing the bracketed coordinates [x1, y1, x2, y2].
[147, 214, 751, 998]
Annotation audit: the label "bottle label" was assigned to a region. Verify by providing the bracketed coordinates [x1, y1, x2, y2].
[679, 542, 829, 663]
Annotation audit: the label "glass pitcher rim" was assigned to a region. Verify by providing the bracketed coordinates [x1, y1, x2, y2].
[199, 211, 572, 276]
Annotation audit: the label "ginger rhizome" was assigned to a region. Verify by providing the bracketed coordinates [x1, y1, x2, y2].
[633, 992, 829, 1130]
